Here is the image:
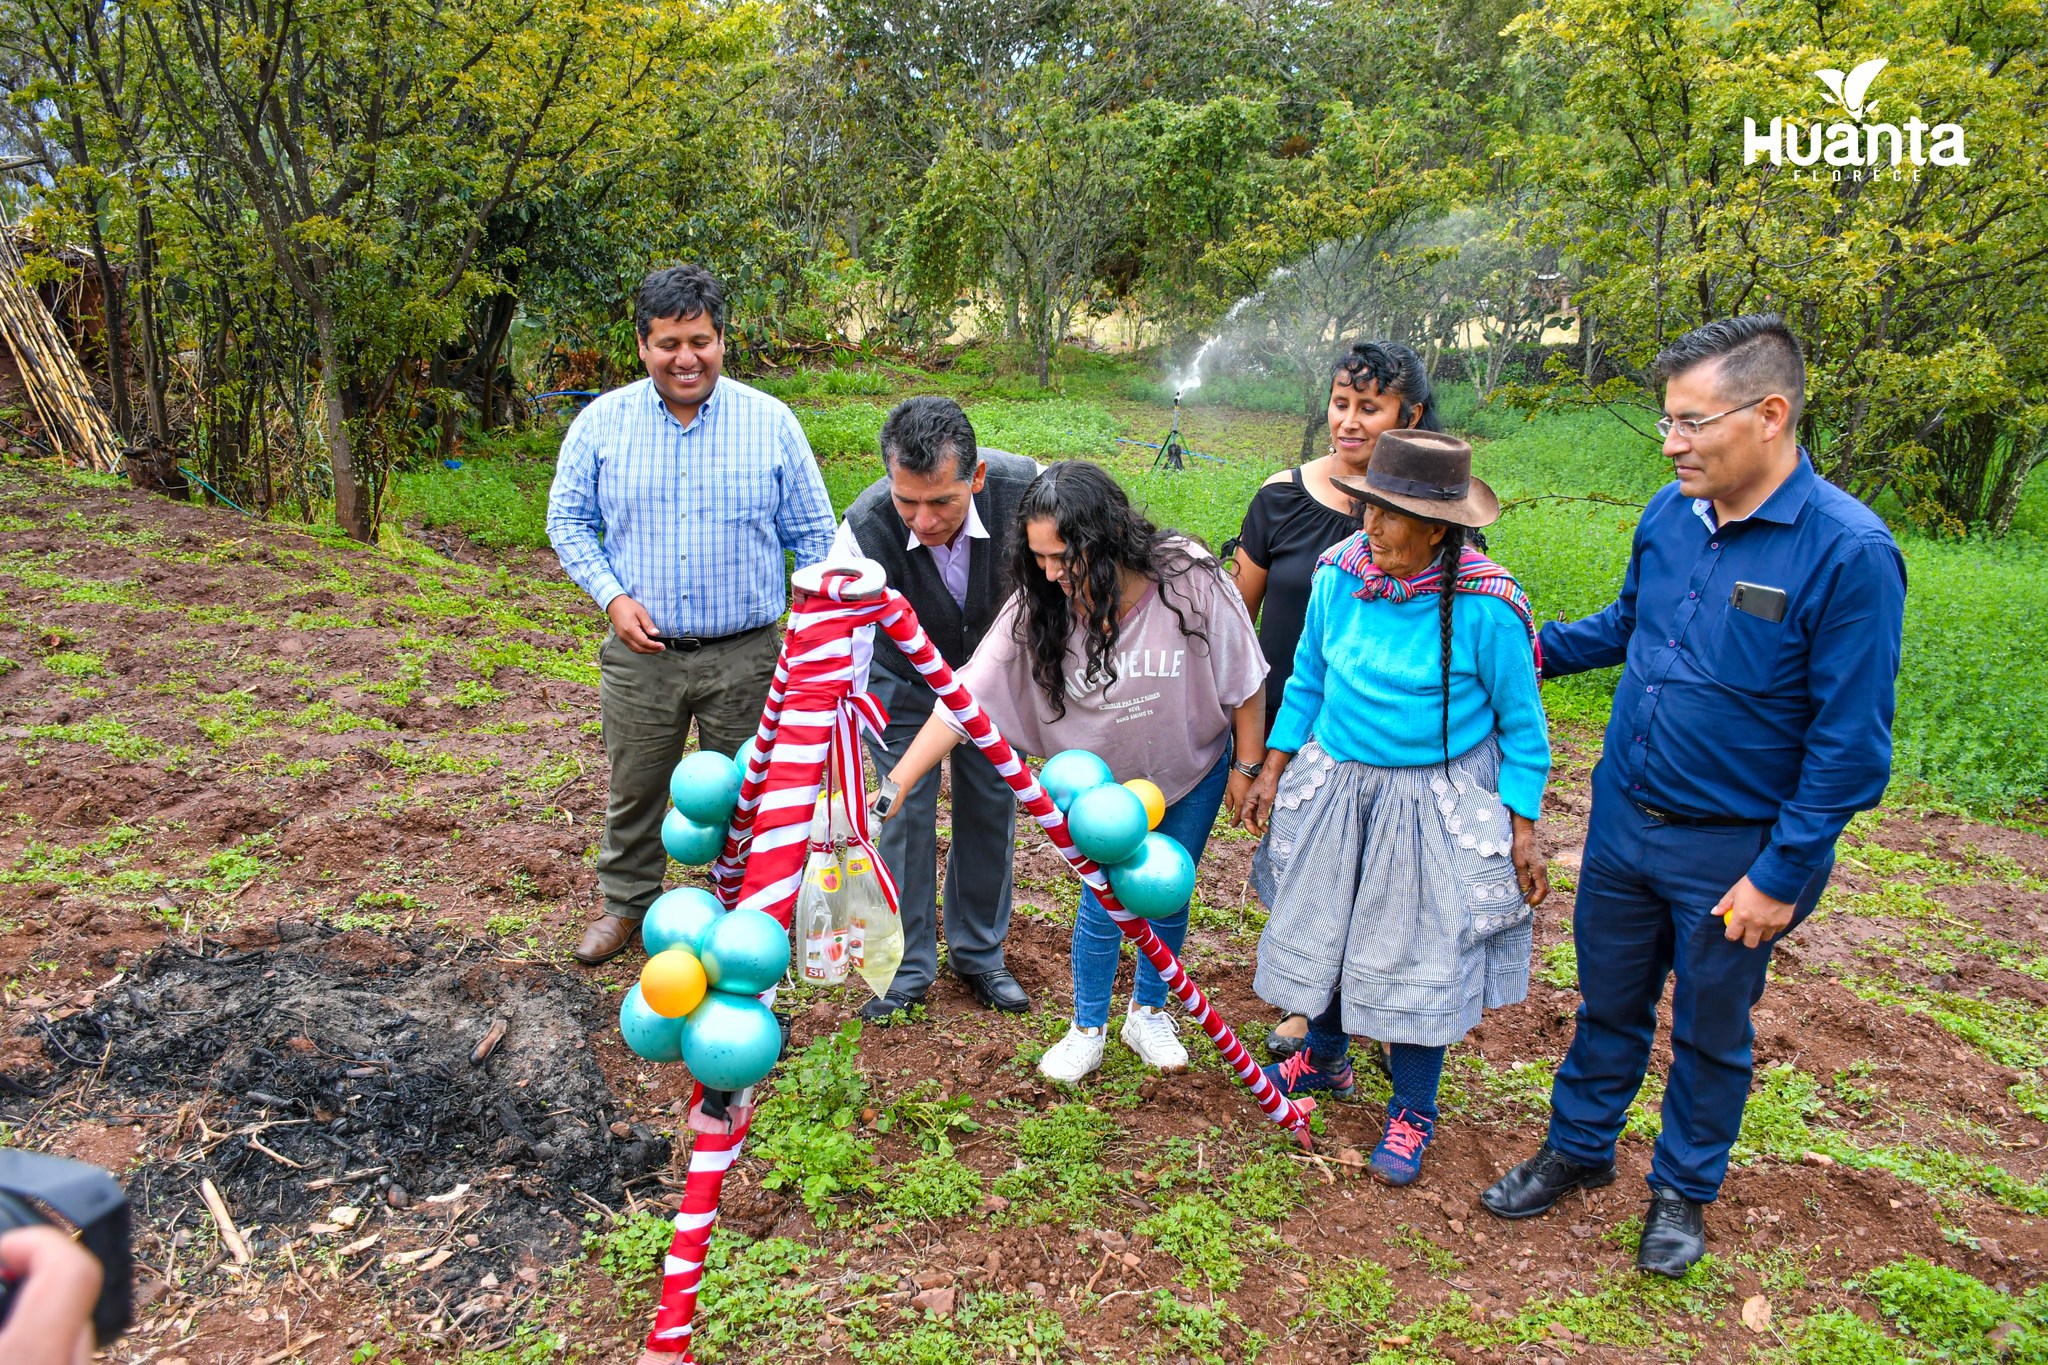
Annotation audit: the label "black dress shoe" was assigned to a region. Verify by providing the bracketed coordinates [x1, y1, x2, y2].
[955, 967, 1030, 1013]
[1480, 1144, 1618, 1219]
[859, 989, 926, 1025]
[1636, 1185, 1707, 1278]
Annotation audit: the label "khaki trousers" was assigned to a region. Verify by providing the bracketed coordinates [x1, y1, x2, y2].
[596, 625, 780, 920]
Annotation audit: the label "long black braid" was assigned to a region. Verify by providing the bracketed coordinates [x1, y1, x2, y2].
[1435, 526, 1469, 771]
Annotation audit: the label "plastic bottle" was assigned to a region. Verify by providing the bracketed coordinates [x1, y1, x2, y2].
[833, 804, 904, 999]
[797, 799, 849, 984]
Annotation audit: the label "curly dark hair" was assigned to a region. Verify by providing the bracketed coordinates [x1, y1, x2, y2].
[1006, 462, 1221, 720]
[1332, 341, 1442, 431]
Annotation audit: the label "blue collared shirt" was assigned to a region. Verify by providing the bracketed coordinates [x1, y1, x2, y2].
[546, 376, 836, 638]
[1540, 455, 1907, 903]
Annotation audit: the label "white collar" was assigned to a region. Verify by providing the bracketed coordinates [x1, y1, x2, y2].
[905, 496, 988, 552]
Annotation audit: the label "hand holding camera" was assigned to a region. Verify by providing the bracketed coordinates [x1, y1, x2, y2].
[0, 1150, 132, 1357]
[0, 1226, 101, 1364]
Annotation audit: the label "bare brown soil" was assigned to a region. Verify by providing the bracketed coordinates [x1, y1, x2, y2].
[1, 462, 2043, 1363]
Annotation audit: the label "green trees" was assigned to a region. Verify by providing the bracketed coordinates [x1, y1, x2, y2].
[1, 0, 2043, 535]
[1198, 104, 1470, 460]
[1, 0, 751, 538]
[1506, 0, 2048, 532]
[148, 0, 717, 539]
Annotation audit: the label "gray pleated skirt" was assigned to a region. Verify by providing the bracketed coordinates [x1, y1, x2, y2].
[1250, 735, 1532, 1048]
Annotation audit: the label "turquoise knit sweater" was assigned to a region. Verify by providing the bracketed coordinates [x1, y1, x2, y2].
[1267, 563, 1551, 820]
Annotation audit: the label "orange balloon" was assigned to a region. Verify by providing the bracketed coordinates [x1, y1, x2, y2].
[1124, 779, 1166, 831]
[640, 948, 709, 1019]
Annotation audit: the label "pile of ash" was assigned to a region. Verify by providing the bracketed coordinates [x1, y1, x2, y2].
[37, 926, 670, 1285]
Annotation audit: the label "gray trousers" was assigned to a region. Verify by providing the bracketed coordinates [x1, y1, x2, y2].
[596, 625, 780, 920]
[864, 668, 1017, 995]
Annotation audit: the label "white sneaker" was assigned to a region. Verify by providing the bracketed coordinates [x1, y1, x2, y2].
[1038, 1024, 1106, 1083]
[1121, 1005, 1189, 1071]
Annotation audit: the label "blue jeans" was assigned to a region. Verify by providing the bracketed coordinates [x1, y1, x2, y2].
[1546, 760, 1829, 1202]
[1070, 746, 1232, 1029]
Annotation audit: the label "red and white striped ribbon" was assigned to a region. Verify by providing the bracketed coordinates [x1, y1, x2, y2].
[861, 596, 1313, 1137]
[829, 694, 899, 911]
[645, 571, 1310, 1357]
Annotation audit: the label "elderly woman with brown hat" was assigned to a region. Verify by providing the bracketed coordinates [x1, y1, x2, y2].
[1237, 429, 1551, 1185]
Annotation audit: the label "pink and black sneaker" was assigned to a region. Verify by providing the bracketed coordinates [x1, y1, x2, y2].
[1369, 1107, 1435, 1185]
[1261, 1049, 1357, 1100]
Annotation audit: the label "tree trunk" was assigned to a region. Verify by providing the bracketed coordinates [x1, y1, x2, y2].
[1298, 371, 1323, 465]
[134, 202, 172, 445]
[314, 306, 372, 542]
[130, 199, 185, 499]
[1992, 443, 2044, 534]
[84, 214, 133, 447]
[430, 353, 451, 462]
[472, 289, 518, 430]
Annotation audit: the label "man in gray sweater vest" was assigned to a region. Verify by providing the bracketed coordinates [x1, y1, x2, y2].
[826, 397, 1037, 1022]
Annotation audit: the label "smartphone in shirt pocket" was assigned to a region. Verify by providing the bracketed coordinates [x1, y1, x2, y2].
[1731, 581, 1788, 623]
[1709, 580, 1792, 693]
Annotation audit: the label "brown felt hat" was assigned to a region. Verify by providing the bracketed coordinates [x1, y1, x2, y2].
[1329, 429, 1500, 529]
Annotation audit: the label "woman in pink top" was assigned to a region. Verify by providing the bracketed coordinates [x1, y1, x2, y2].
[881, 462, 1268, 1083]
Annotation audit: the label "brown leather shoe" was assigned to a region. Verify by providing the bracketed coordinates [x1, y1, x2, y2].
[575, 914, 640, 965]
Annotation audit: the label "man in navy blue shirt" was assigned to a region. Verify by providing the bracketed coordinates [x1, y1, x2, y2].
[1480, 315, 1906, 1277]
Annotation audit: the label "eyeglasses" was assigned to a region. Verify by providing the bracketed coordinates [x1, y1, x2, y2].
[1655, 395, 1769, 440]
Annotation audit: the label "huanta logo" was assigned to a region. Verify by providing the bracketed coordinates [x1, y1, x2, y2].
[1744, 57, 1969, 172]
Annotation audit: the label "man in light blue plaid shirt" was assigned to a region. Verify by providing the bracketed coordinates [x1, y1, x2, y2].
[548, 264, 835, 965]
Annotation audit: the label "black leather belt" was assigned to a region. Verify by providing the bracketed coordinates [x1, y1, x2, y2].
[651, 624, 768, 652]
[1629, 795, 1771, 828]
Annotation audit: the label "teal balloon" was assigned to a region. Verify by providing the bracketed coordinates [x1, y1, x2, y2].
[1108, 832, 1197, 919]
[680, 993, 783, 1090]
[699, 907, 791, 995]
[1067, 782, 1149, 866]
[661, 809, 727, 866]
[1041, 749, 1114, 812]
[733, 737, 760, 778]
[670, 750, 742, 826]
[644, 887, 723, 956]
[619, 984, 685, 1063]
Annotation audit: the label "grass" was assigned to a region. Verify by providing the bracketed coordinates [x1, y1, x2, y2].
[1733, 1062, 2048, 1216]
[385, 351, 2048, 811]
[25, 716, 166, 762]
[846, 1291, 1069, 1365]
[1134, 1194, 1276, 1291]
[990, 1103, 1126, 1225]
[1147, 1294, 1262, 1365]
[1771, 1309, 1910, 1365]
[42, 649, 106, 676]
[581, 1210, 676, 1313]
[397, 427, 558, 549]
[747, 1021, 882, 1221]
[873, 1153, 982, 1224]
[1859, 1256, 2048, 1362]
[691, 1235, 824, 1362]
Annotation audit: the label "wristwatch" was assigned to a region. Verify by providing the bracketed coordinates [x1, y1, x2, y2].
[1231, 759, 1263, 779]
[871, 776, 903, 819]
